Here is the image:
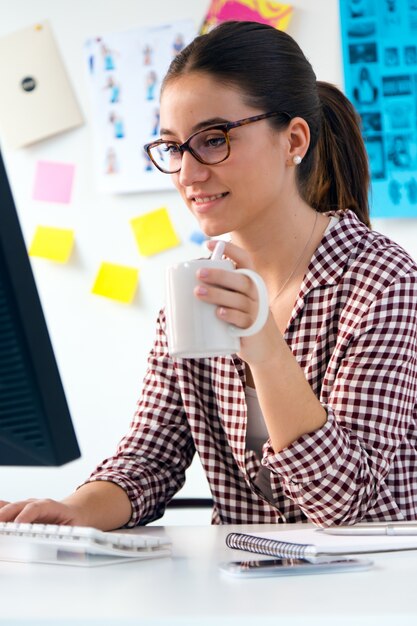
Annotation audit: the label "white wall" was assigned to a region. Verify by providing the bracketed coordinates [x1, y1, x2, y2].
[1, 0, 416, 512]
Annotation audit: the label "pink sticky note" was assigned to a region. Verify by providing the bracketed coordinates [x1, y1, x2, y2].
[33, 160, 75, 204]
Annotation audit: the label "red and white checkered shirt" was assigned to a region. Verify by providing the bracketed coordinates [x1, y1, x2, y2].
[87, 210, 417, 527]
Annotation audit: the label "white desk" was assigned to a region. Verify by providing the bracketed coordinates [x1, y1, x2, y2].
[0, 523, 416, 626]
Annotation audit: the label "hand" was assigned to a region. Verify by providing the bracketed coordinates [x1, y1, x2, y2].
[0, 482, 133, 530]
[198, 240, 281, 364]
[0, 498, 83, 525]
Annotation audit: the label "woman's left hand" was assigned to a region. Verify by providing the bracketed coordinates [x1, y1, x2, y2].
[196, 240, 282, 364]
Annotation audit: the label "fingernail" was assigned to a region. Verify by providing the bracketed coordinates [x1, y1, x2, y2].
[196, 285, 208, 295]
[198, 268, 209, 278]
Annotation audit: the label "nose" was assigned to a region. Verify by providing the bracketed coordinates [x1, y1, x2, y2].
[177, 150, 210, 187]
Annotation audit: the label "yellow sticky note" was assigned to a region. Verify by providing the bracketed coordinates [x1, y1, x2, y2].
[29, 225, 74, 263]
[130, 207, 180, 256]
[91, 262, 139, 304]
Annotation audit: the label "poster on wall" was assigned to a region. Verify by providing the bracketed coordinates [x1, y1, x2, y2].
[339, 0, 417, 217]
[200, 1, 293, 33]
[84, 20, 196, 194]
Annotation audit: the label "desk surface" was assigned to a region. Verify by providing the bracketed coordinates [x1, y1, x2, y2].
[0, 523, 416, 626]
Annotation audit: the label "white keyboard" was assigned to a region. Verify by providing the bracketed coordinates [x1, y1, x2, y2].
[0, 521, 171, 566]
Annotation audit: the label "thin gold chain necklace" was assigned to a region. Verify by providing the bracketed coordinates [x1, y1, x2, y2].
[269, 210, 318, 307]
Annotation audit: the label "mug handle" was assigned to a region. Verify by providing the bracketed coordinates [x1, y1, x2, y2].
[228, 269, 269, 337]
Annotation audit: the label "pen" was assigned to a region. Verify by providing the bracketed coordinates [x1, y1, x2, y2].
[322, 523, 417, 536]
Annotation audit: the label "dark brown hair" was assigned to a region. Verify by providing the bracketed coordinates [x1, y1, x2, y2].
[162, 21, 371, 227]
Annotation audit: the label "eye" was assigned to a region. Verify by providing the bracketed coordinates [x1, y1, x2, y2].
[196, 132, 227, 151]
[161, 142, 181, 155]
[205, 135, 227, 148]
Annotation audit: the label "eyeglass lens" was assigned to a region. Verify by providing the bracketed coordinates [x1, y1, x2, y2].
[148, 128, 229, 173]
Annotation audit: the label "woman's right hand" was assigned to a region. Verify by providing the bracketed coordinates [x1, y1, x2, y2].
[0, 498, 83, 525]
[0, 482, 133, 531]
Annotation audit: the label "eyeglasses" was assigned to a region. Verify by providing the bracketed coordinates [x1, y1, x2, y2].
[143, 111, 290, 174]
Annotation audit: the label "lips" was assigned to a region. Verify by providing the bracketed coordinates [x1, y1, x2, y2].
[190, 192, 228, 203]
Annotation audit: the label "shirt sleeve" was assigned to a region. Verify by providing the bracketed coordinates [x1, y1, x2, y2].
[262, 274, 417, 526]
[83, 310, 195, 527]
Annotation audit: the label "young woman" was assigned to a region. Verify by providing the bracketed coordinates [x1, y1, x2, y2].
[1, 21, 417, 529]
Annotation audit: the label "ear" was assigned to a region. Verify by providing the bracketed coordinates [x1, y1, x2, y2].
[285, 117, 310, 163]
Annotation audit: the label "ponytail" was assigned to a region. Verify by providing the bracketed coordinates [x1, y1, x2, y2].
[302, 81, 371, 227]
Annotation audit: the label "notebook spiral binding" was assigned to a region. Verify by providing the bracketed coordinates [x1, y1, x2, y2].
[226, 533, 309, 559]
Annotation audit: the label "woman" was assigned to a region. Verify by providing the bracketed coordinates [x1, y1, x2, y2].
[353, 66, 378, 106]
[1, 21, 417, 528]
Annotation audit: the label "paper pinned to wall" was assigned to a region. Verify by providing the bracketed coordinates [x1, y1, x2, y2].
[0, 21, 83, 149]
[130, 207, 180, 256]
[189, 229, 208, 245]
[84, 20, 196, 194]
[29, 226, 75, 263]
[339, 0, 417, 217]
[91, 262, 139, 303]
[200, 1, 293, 33]
[33, 160, 76, 204]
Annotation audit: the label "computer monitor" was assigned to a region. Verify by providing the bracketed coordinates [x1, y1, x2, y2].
[0, 148, 80, 465]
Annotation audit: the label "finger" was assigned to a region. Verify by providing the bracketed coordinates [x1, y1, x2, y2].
[196, 267, 258, 301]
[194, 283, 253, 312]
[14, 499, 74, 525]
[194, 282, 261, 332]
[206, 239, 254, 270]
[0, 499, 37, 522]
[13, 500, 52, 523]
[0, 499, 67, 524]
[217, 305, 255, 330]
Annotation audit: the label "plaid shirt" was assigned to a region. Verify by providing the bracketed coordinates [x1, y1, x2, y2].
[87, 210, 417, 527]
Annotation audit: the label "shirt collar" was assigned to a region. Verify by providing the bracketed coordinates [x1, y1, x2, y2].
[291, 209, 369, 321]
[302, 209, 367, 293]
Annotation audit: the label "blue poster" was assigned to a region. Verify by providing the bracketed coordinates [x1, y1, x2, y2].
[339, 0, 417, 217]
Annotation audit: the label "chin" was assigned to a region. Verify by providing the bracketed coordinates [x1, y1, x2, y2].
[200, 224, 229, 238]
[194, 216, 229, 239]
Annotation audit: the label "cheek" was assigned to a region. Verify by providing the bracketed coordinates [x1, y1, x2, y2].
[171, 174, 188, 202]
[172, 176, 193, 210]
[237, 164, 282, 213]
[171, 173, 181, 192]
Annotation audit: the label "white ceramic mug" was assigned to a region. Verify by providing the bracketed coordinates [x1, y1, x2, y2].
[165, 257, 269, 359]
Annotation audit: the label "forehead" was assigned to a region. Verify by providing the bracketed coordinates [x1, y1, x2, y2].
[160, 73, 255, 135]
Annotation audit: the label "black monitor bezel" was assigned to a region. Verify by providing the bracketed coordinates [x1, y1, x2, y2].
[0, 148, 80, 465]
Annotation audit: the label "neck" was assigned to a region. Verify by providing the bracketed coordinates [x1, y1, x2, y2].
[233, 202, 318, 266]
[231, 205, 329, 303]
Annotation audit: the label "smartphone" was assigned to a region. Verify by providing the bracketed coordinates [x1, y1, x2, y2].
[219, 557, 374, 577]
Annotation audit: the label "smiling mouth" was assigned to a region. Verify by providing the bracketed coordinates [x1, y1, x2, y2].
[192, 192, 228, 203]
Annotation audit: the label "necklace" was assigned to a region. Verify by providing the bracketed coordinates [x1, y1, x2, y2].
[269, 210, 318, 306]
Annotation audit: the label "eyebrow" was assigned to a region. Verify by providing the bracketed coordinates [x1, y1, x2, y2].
[160, 117, 231, 137]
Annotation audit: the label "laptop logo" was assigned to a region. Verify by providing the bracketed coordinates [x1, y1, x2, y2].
[21, 76, 37, 92]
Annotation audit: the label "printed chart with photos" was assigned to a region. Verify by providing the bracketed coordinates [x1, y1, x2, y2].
[84, 20, 196, 194]
[340, 0, 417, 217]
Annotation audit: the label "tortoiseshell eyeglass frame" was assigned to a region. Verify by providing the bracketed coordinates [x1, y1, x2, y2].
[144, 110, 291, 173]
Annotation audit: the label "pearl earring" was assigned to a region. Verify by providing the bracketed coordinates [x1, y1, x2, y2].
[293, 155, 302, 165]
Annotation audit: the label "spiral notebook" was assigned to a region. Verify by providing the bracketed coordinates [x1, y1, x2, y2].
[226, 528, 417, 560]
